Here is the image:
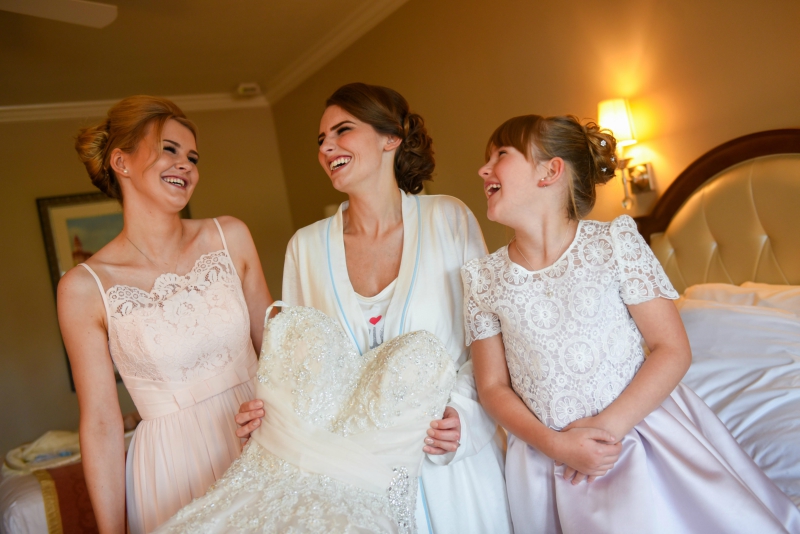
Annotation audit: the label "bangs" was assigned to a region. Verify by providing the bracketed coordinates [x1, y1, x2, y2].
[485, 115, 543, 161]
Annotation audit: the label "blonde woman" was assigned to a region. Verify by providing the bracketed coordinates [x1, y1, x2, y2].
[59, 96, 272, 533]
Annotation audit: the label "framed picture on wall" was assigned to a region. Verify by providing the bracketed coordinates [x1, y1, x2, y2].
[37, 192, 191, 390]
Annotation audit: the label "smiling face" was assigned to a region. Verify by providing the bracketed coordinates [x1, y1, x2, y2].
[317, 105, 396, 194]
[117, 118, 199, 213]
[479, 144, 545, 226]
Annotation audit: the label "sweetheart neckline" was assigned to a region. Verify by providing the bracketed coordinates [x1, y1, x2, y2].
[104, 249, 230, 298]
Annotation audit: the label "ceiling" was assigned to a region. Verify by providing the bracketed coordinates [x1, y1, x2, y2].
[0, 0, 407, 107]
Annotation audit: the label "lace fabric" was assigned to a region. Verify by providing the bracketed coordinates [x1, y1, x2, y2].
[159, 306, 457, 534]
[462, 215, 678, 430]
[106, 251, 252, 382]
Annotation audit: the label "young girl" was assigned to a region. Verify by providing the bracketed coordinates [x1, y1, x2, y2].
[463, 115, 800, 533]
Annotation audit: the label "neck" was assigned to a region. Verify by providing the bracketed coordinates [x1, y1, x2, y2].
[511, 212, 576, 270]
[121, 197, 185, 264]
[343, 182, 403, 236]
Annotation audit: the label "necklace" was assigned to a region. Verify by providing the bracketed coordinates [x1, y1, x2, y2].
[126, 232, 182, 275]
[513, 222, 573, 298]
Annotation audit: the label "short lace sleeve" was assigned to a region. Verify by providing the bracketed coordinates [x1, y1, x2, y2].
[460, 259, 502, 345]
[610, 215, 679, 305]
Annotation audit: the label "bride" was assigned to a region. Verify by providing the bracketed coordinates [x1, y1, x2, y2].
[161, 83, 511, 533]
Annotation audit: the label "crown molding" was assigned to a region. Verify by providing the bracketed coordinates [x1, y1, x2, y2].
[265, 0, 409, 103]
[0, 92, 269, 123]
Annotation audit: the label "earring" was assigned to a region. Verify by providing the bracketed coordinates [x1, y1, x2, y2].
[123, 169, 128, 173]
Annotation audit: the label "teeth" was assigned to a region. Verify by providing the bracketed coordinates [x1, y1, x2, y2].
[329, 157, 351, 171]
[487, 184, 501, 194]
[163, 177, 186, 187]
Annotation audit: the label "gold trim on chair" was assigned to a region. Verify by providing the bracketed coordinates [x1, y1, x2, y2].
[33, 469, 64, 534]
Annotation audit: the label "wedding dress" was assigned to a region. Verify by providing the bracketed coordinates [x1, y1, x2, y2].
[157, 304, 456, 533]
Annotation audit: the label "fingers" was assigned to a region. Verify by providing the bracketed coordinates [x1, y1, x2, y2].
[587, 427, 618, 444]
[430, 416, 460, 431]
[423, 445, 451, 455]
[422, 436, 459, 454]
[562, 466, 577, 481]
[587, 475, 597, 484]
[238, 400, 263, 414]
[427, 428, 459, 443]
[235, 417, 261, 439]
[234, 408, 265, 427]
[571, 471, 589, 486]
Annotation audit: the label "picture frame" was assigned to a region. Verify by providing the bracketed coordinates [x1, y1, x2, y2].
[37, 192, 191, 390]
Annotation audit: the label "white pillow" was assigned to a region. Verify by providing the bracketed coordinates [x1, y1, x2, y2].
[683, 282, 800, 315]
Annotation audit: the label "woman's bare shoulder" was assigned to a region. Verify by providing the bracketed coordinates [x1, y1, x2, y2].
[57, 263, 106, 320]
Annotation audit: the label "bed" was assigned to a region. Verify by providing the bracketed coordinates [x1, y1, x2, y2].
[634, 128, 800, 507]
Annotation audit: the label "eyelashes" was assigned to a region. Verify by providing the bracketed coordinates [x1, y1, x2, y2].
[317, 126, 352, 146]
[163, 145, 199, 165]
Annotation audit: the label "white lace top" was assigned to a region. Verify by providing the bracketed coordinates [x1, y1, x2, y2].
[461, 215, 678, 430]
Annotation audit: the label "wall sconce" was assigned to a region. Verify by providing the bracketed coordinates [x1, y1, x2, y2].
[597, 98, 655, 209]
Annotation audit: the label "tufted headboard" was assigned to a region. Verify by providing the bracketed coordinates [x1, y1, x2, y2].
[634, 129, 800, 294]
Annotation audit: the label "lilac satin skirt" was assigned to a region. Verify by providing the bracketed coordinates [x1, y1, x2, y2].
[507, 384, 800, 534]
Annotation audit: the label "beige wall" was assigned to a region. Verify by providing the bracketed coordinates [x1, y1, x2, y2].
[0, 106, 292, 458]
[272, 0, 800, 252]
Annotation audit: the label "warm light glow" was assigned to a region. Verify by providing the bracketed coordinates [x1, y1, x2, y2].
[598, 98, 637, 147]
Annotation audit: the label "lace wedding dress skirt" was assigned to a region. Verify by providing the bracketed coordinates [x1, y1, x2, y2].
[158, 305, 456, 533]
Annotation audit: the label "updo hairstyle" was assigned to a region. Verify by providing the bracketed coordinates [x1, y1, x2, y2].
[75, 96, 196, 201]
[486, 115, 617, 219]
[326, 83, 434, 194]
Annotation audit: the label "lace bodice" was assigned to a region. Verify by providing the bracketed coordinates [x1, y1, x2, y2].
[105, 250, 253, 383]
[462, 215, 678, 430]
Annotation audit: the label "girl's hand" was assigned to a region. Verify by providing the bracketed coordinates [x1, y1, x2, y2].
[549, 427, 621, 484]
[235, 400, 265, 441]
[424, 406, 461, 455]
[563, 414, 621, 443]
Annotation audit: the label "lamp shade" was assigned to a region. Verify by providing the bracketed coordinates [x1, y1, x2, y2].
[598, 98, 636, 147]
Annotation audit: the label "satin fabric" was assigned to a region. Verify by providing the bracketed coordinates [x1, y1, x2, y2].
[507, 383, 800, 534]
[282, 191, 512, 533]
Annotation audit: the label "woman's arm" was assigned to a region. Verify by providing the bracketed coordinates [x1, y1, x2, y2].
[216, 217, 273, 353]
[57, 268, 126, 533]
[569, 297, 691, 442]
[472, 334, 621, 479]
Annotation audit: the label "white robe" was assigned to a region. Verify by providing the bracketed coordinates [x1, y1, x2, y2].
[282, 191, 512, 534]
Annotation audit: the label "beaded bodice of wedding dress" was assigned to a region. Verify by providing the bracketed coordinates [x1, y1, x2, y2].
[106, 250, 252, 382]
[463, 215, 679, 431]
[159, 306, 456, 534]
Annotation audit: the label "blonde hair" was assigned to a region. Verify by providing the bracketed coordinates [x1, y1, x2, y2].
[75, 96, 196, 200]
[486, 115, 617, 219]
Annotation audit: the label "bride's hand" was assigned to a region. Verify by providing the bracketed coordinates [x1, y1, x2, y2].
[235, 400, 265, 441]
[424, 406, 461, 455]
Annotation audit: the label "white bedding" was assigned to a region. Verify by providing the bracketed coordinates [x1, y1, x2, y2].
[679, 285, 800, 507]
[0, 475, 46, 534]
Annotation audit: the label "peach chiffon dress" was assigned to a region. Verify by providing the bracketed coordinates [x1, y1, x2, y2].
[80, 219, 256, 533]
